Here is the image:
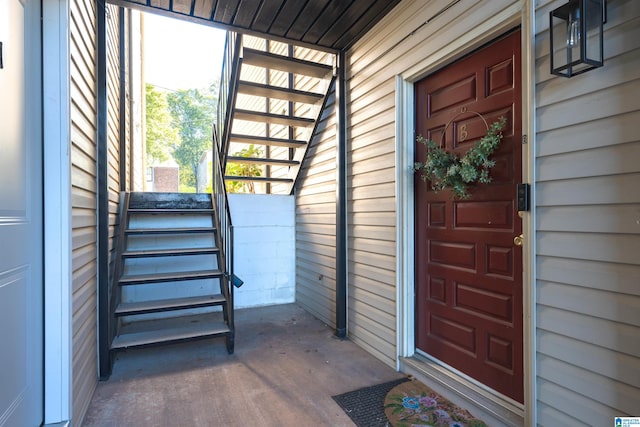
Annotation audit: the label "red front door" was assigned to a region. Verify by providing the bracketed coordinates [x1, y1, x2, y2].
[415, 30, 523, 403]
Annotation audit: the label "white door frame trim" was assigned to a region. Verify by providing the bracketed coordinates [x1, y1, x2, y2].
[394, 2, 536, 425]
[43, 0, 73, 424]
[395, 75, 416, 362]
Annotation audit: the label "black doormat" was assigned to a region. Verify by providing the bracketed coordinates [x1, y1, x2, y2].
[332, 377, 410, 427]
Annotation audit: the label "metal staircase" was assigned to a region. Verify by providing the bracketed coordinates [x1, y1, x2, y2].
[219, 33, 336, 194]
[109, 192, 234, 355]
[106, 33, 336, 363]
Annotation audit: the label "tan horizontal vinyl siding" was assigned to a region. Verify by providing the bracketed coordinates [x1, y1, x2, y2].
[70, 0, 98, 423]
[347, 25, 398, 367]
[346, 0, 521, 368]
[295, 84, 337, 326]
[535, 0, 640, 425]
[107, 4, 121, 264]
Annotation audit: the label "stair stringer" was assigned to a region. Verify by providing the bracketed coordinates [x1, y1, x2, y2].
[286, 75, 337, 195]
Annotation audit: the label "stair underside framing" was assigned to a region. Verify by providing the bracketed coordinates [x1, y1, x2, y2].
[224, 39, 336, 195]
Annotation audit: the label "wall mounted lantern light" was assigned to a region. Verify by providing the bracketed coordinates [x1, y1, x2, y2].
[550, 0, 606, 77]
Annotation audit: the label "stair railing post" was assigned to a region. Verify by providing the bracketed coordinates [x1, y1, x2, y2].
[217, 31, 242, 167]
[288, 44, 295, 164]
[212, 114, 235, 353]
[265, 39, 271, 194]
[229, 224, 234, 332]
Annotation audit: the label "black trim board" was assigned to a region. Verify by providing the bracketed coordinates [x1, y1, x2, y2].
[97, 1, 111, 379]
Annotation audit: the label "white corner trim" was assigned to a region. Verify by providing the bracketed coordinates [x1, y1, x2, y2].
[521, 1, 538, 425]
[43, 0, 72, 424]
[395, 75, 415, 367]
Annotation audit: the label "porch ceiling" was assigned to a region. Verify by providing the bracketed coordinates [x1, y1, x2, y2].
[107, 0, 401, 52]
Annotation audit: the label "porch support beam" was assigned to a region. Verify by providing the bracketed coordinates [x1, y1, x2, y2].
[335, 51, 347, 338]
[97, 0, 111, 379]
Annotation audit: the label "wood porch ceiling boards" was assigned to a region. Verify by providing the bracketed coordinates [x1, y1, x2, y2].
[106, 0, 402, 51]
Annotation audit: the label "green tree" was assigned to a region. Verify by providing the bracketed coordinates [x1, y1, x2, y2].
[225, 145, 263, 194]
[145, 84, 180, 163]
[167, 84, 217, 189]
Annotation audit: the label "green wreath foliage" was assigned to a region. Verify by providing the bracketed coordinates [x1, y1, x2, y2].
[413, 116, 507, 199]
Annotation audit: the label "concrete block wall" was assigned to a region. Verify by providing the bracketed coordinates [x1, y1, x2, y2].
[228, 194, 295, 308]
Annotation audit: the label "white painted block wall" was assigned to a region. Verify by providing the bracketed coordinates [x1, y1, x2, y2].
[228, 194, 295, 308]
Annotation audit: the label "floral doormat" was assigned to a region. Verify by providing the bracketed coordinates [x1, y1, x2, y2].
[384, 379, 488, 427]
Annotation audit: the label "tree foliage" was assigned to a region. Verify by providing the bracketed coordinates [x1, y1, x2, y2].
[225, 145, 264, 194]
[145, 84, 180, 163]
[166, 84, 218, 188]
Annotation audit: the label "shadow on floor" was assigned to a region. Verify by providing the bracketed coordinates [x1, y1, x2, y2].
[82, 303, 404, 427]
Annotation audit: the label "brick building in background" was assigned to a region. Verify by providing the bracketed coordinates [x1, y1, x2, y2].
[147, 159, 179, 192]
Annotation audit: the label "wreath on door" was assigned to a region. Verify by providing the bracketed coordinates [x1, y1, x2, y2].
[412, 113, 506, 199]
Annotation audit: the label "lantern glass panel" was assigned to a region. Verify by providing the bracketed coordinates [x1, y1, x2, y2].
[550, 2, 578, 76]
[550, 0, 604, 77]
[583, 0, 603, 65]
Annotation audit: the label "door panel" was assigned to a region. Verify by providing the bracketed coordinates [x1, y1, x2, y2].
[0, 0, 44, 425]
[415, 30, 523, 403]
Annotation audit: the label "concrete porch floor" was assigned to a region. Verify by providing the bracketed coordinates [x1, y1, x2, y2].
[82, 303, 405, 426]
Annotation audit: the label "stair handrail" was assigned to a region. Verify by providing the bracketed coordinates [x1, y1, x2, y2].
[211, 124, 234, 335]
[217, 31, 242, 167]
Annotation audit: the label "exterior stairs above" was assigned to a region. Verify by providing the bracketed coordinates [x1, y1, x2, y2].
[219, 34, 336, 194]
[109, 192, 234, 354]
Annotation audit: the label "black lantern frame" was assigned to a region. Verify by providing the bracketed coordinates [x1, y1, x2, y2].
[550, 0, 606, 78]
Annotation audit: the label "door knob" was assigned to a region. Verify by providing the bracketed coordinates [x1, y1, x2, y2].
[513, 234, 524, 246]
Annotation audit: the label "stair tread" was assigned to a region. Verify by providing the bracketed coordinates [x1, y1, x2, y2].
[115, 295, 226, 316]
[238, 80, 323, 104]
[128, 192, 212, 210]
[119, 269, 223, 284]
[125, 227, 216, 235]
[242, 48, 333, 78]
[111, 320, 231, 349]
[225, 176, 293, 183]
[234, 109, 315, 127]
[123, 247, 219, 258]
[128, 208, 214, 214]
[229, 134, 306, 148]
[226, 156, 299, 166]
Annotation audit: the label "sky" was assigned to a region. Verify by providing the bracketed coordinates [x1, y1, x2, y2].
[143, 13, 227, 91]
